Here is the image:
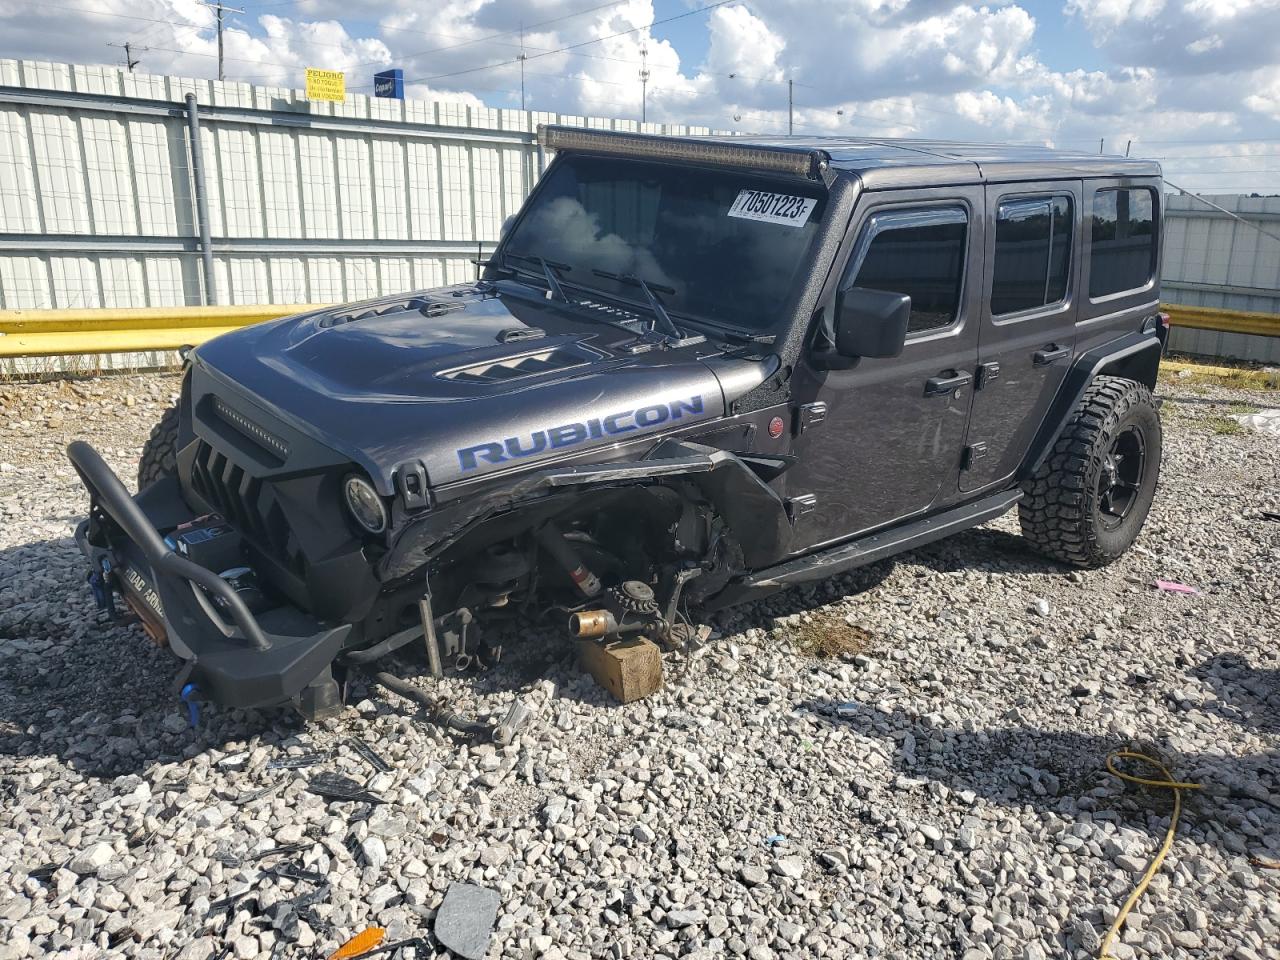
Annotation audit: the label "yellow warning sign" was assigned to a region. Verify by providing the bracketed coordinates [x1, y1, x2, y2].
[305, 68, 346, 102]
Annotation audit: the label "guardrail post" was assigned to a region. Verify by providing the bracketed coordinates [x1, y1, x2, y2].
[184, 93, 218, 307]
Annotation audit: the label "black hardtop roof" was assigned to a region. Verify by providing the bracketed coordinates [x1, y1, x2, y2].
[699, 134, 1161, 186]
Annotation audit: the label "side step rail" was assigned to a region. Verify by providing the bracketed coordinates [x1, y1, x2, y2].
[712, 489, 1023, 605]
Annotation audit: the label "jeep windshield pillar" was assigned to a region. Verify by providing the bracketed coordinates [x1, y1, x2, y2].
[67, 126, 1165, 720]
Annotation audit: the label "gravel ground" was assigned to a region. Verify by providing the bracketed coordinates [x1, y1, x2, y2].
[0, 370, 1277, 960]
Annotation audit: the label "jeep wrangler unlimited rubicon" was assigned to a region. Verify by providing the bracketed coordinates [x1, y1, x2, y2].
[68, 126, 1168, 718]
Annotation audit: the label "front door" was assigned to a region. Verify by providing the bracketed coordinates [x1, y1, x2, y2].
[960, 181, 1082, 492]
[786, 186, 985, 554]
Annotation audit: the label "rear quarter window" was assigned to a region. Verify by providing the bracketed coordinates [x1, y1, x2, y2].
[1089, 188, 1157, 299]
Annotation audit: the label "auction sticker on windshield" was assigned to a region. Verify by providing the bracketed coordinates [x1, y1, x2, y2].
[728, 189, 817, 227]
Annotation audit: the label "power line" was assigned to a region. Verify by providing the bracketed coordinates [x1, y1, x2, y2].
[1165, 180, 1280, 244]
[106, 41, 146, 73]
[406, 0, 734, 86]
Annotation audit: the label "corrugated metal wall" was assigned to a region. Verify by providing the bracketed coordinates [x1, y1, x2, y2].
[1, 59, 1277, 365]
[0, 59, 714, 310]
[1162, 194, 1280, 363]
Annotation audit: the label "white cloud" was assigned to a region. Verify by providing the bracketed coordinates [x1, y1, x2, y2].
[0, 0, 1278, 192]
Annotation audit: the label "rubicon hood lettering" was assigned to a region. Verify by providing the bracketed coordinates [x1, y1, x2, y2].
[458, 395, 705, 472]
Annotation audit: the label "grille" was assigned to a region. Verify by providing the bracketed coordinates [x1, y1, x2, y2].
[439, 344, 599, 384]
[189, 441, 305, 576]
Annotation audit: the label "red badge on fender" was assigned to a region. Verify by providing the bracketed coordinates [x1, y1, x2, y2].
[767, 416, 785, 439]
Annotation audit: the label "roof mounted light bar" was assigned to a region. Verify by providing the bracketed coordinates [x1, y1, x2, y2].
[537, 125, 829, 180]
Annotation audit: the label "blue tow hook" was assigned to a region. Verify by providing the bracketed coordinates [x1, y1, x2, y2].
[180, 683, 202, 729]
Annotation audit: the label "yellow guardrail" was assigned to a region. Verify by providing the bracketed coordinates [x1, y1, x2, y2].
[1161, 303, 1280, 338]
[0, 304, 329, 358]
[0, 300, 1275, 359]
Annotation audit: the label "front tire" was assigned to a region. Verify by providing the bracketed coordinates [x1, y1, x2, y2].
[137, 403, 180, 489]
[1019, 375, 1161, 567]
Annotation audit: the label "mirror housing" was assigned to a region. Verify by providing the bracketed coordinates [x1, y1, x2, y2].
[834, 287, 912, 359]
[500, 215, 516, 240]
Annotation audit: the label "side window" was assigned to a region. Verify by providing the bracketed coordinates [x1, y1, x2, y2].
[845, 207, 968, 334]
[1089, 188, 1156, 299]
[991, 196, 1072, 316]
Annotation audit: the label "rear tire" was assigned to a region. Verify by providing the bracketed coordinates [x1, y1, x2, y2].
[137, 403, 180, 489]
[1019, 375, 1161, 567]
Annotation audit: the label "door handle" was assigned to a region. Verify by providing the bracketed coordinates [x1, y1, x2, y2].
[924, 370, 972, 397]
[1033, 344, 1071, 365]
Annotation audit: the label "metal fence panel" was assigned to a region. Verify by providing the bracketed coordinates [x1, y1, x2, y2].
[0, 58, 723, 314]
[1, 58, 1278, 365]
[1162, 194, 1280, 363]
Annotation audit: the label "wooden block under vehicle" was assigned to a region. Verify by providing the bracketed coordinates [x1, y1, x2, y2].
[576, 637, 663, 703]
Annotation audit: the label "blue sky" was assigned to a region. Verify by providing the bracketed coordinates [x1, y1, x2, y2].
[2, 0, 1280, 192]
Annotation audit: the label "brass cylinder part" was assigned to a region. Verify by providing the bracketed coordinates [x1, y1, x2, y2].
[570, 609, 613, 638]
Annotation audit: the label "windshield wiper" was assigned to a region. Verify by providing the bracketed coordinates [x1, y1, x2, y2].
[591, 269, 682, 338]
[504, 253, 571, 303]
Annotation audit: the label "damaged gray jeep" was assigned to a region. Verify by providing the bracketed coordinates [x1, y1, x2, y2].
[68, 125, 1168, 718]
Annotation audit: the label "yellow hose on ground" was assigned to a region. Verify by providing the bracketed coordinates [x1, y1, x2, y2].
[1098, 751, 1203, 960]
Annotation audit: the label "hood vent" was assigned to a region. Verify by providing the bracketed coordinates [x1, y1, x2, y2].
[439, 343, 603, 384]
[319, 297, 464, 328]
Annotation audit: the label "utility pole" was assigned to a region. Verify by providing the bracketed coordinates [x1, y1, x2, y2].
[518, 24, 527, 111]
[639, 47, 650, 124]
[788, 78, 793, 136]
[199, 1, 244, 82]
[107, 41, 145, 73]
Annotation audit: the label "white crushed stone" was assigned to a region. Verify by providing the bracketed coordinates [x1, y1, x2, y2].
[0, 371, 1277, 960]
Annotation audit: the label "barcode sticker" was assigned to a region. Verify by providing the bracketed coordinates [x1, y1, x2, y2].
[727, 189, 816, 227]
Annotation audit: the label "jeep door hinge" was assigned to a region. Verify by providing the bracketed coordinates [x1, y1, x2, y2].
[976, 362, 1000, 390]
[786, 494, 818, 523]
[795, 401, 827, 434]
[961, 443, 988, 470]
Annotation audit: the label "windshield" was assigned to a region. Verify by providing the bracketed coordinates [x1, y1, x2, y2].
[502, 155, 826, 332]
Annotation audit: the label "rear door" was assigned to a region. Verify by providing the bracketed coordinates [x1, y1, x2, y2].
[960, 181, 1082, 492]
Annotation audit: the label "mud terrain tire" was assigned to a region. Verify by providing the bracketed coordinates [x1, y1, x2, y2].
[1019, 375, 1161, 567]
[138, 403, 180, 489]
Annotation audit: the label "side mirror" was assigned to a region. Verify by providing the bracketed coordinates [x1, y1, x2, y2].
[834, 287, 912, 359]
[500, 215, 516, 240]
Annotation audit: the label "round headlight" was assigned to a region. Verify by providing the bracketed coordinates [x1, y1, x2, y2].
[344, 475, 387, 534]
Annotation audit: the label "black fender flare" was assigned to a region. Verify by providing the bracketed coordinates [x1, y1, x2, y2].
[380, 439, 794, 581]
[1019, 331, 1162, 480]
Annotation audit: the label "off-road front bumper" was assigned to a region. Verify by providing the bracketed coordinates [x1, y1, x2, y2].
[67, 441, 350, 715]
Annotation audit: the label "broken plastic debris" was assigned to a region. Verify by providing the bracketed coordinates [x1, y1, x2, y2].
[762, 834, 786, 847]
[233, 781, 284, 805]
[217, 751, 250, 770]
[308, 772, 384, 805]
[435, 882, 500, 960]
[345, 738, 391, 773]
[327, 926, 387, 960]
[835, 702, 858, 718]
[1155, 580, 1199, 595]
[267, 861, 326, 884]
[268, 751, 328, 770]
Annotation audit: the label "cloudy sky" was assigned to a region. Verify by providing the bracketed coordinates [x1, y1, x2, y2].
[2, 0, 1279, 193]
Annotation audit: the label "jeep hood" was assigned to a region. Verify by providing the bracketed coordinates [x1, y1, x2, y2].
[192, 284, 778, 494]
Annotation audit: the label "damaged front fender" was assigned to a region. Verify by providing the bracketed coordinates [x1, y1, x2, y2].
[379, 438, 795, 585]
